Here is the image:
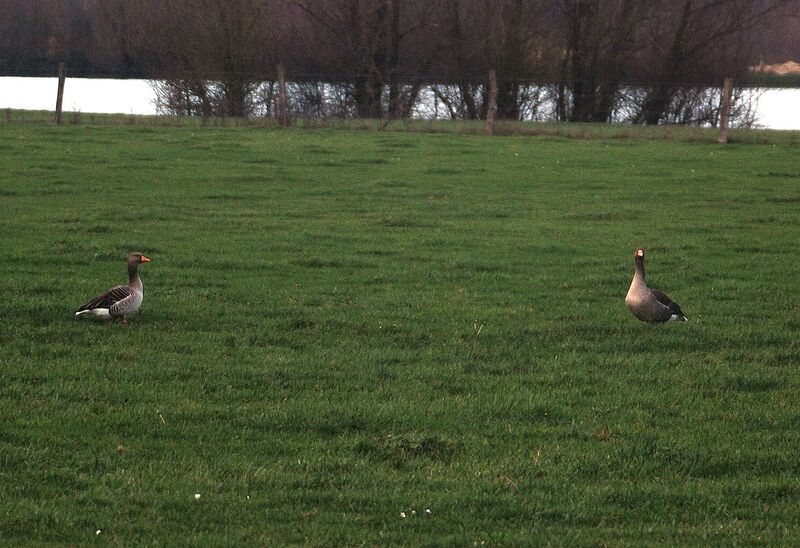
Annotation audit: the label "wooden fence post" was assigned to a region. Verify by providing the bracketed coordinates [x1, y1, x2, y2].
[55, 62, 66, 125]
[485, 69, 498, 135]
[718, 77, 733, 144]
[277, 64, 289, 127]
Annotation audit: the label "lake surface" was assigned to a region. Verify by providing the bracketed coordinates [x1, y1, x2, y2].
[1, 76, 798, 130]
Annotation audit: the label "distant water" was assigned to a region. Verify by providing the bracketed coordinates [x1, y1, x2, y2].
[1, 76, 799, 130]
[0, 77, 156, 115]
[754, 89, 800, 130]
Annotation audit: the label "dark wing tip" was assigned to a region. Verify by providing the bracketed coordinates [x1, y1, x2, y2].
[76, 299, 97, 313]
[669, 302, 686, 317]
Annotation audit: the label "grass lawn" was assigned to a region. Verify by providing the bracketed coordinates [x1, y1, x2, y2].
[1, 120, 799, 544]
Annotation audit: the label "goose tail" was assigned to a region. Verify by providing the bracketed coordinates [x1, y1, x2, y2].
[75, 308, 112, 319]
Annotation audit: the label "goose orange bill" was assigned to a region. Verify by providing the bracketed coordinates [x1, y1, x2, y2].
[141, 256, 151, 262]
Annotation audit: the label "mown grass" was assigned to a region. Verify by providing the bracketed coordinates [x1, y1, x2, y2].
[1, 120, 800, 544]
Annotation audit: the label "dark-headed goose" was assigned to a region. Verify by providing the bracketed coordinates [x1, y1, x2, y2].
[75, 253, 150, 325]
[625, 248, 687, 323]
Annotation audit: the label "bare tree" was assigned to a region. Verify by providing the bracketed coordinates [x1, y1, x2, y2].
[290, 0, 438, 118]
[559, 0, 646, 122]
[122, 0, 275, 117]
[433, 0, 556, 120]
[483, 0, 555, 119]
[635, 0, 792, 125]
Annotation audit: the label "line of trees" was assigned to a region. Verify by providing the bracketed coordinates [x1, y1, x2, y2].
[1, 0, 799, 123]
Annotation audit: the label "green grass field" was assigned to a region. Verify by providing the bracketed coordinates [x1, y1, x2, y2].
[1, 120, 800, 544]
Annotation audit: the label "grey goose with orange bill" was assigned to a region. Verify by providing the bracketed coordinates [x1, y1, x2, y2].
[625, 248, 687, 323]
[75, 253, 151, 325]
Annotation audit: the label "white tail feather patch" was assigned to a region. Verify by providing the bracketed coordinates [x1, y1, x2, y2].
[75, 308, 111, 319]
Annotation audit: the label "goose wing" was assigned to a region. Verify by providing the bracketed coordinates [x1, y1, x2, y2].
[77, 285, 132, 312]
[651, 289, 685, 317]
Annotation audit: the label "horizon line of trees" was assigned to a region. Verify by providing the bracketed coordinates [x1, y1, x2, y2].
[1, 0, 799, 123]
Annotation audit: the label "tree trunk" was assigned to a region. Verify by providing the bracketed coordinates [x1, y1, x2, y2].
[353, 75, 372, 117]
[640, 84, 673, 125]
[402, 83, 422, 118]
[276, 64, 289, 126]
[458, 84, 479, 119]
[569, 79, 594, 122]
[224, 77, 247, 117]
[718, 77, 733, 143]
[55, 62, 66, 125]
[386, 0, 402, 118]
[496, 79, 520, 120]
[595, 82, 618, 122]
[485, 69, 498, 135]
[556, 81, 567, 121]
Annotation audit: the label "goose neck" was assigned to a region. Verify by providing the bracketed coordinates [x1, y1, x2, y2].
[634, 256, 645, 281]
[128, 262, 140, 285]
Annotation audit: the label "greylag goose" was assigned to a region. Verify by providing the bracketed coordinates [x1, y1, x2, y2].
[625, 248, 687, 323]
[75, 253, 150, 325]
